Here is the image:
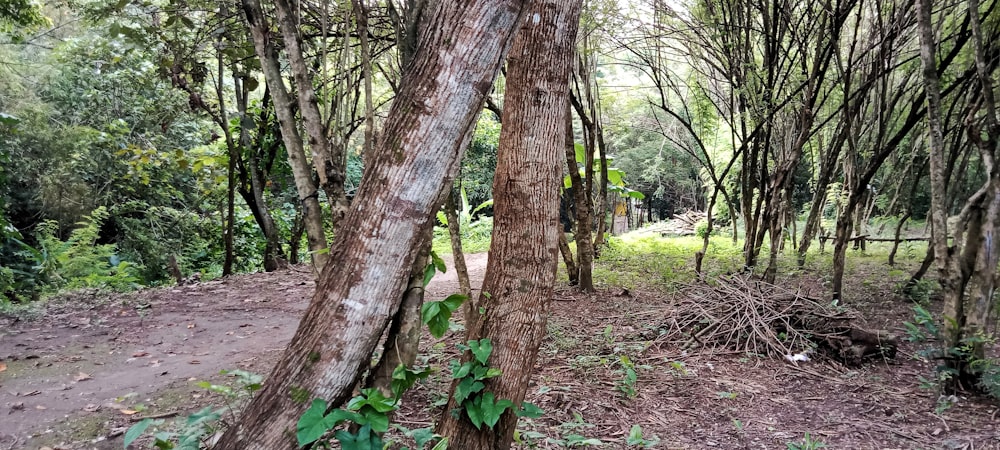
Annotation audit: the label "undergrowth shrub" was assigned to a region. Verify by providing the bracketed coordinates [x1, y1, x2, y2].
[904, 305, 1000, 402]
[29, 206, 141, 292]
[111, 200, 223, 283]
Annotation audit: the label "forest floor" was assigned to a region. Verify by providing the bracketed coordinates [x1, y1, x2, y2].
[1, 243, 999, 450]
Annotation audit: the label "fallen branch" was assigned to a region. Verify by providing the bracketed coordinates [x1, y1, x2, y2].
[660, 274, 897, 364]
[131, 410, 181, 422]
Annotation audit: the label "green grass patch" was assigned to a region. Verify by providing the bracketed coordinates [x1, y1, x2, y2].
[593, 230, 742, 291]
[431, 217, 493, 256]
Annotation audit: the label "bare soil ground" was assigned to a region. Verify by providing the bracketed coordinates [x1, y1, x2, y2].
[1, 252, 998, 449]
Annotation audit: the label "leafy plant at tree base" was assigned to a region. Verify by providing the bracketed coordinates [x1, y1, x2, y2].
[391, 425, 449, 450]
[904, 305, 1000, 400]
[296, 364, 436, 449]
[296, 390, 393, 449]
[449, 339, 510, 429]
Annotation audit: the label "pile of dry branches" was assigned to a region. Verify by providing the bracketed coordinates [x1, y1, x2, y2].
[658, 210, 707, 236]
[662, 274, 896, 363]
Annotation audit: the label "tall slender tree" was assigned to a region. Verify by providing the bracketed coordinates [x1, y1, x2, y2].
[242, 0, 330, 271]
[436, 0, 583, 447]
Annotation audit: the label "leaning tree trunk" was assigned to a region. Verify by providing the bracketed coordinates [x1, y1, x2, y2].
[243, 0, 329, 272]
[436, 2, 582, 447]
[213, 2, 527, 448]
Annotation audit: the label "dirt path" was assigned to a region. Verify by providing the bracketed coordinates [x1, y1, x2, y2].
[0, 254, 488, 449]
[3, 250, 999, 450]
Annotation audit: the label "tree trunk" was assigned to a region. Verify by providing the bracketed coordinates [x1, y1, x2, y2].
[695, 186, 719, 277]
[959, 0, 1000, 364]
[236, 94, 285, 272]
[237, 184, 284, 272]
[242, 0, 329, 272]
[797, 141, 837, 266]
[214, 2, 527, 448]
[436, 2, 582, 447]
[917, 0, 964, 349]
[593, 123, 609, 255]
[565, 102, 594, 292]
[289, 206, 304, 265]
[557, 224, 578, 285]
[272, 0, 351, 231]
[444, 189, 475, 325]
[352, 0, 377, 168]
[887, 211, 912, 266]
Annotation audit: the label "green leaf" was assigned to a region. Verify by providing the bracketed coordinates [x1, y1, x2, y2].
[466, 396, 485, 429]
[184, 406, 220, 426]
[474, 392, 513, 429]
[336, 424, 383, 450]
[564, 174, 573, 189]
[421, 302, 449, 338]
[626, 424, 645, 445]
[124, 418, 154, 448]
[452, 361, 473, 379]
[421, 302, 442, 325]
[625, 190, 646, 200]
[430, 437, 449, 450]
[441, 294, 467, 313]
[453, 377, 485, 404]
[152, 434, 176, 449]
[516, 401, 544, 418]
[471, 199, 494, 216]
[391, 364, 431, 400]
[421, 296, 466, 339]
[410, 427, 439, 449]
[564, 434, 603, 446]
[574, 143, 587, 164]
[368, 413, 390, 433]
[296, 398, 336, 446]
[431, 251, 446, 273]
[469, 339, 493, 365]
[607, 168, 624, 186]
[354, 388, 397, 413]
[423, 262, 436, 287]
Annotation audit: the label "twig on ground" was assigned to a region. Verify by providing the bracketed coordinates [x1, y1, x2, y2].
[131, 410, 180, 421]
